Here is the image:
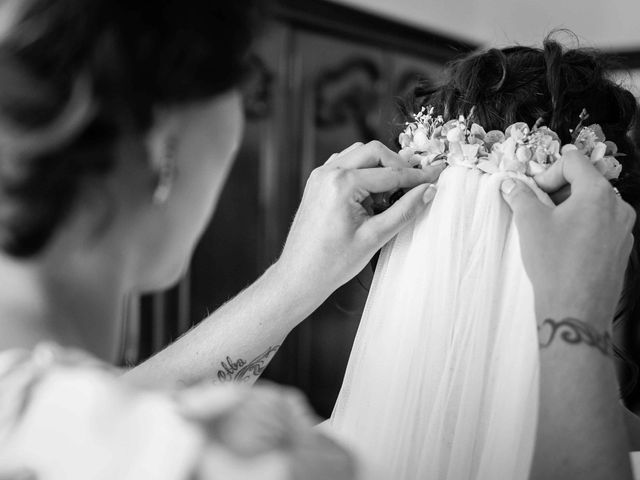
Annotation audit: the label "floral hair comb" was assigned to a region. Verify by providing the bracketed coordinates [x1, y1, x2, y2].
[398, 106, 622, 180]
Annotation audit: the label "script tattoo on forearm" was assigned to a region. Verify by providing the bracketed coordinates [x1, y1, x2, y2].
[216, 345, 281, 383]
[538, 317, 611, 356]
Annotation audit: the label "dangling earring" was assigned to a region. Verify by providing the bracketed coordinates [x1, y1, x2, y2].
[152, 136, 178, 205]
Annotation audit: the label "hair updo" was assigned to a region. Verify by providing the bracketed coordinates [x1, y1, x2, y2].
[406, 35, 640, 401]
[0, 0, 258, 257]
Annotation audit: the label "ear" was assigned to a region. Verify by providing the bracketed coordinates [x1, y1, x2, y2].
[145, 108, 182, 173]
[145, 108, 184, 205]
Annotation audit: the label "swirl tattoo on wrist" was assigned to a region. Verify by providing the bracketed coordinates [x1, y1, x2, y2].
[538, 318, 611, 356]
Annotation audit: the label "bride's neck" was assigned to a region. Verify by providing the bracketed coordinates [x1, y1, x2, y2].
[0, 249, 127, 363]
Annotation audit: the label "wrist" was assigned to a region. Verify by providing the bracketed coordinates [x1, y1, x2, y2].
[536, 316, 613, 357]
[534, 289, 615, 332]
[264, 261, 333, 326]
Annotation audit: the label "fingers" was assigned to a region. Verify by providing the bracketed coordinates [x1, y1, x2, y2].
[534, 150, 609, 195]
[621, 201, 637, 233]
[355, 164, 446, 194]
[329, 140, 405, 169]
[548, 184, 571, 205]
[338, 142, 364, 157]
[500, 178, 550, 227]
[324, 142, 364, 165]
[361, 183, 437, 246]
[421, 162, 448, 182]
[623, 232, 635, 259]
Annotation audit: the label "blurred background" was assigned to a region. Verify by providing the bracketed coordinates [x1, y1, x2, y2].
[122, 0, 640, 418]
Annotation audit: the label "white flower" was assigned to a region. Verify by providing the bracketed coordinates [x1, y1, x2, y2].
[590, 142, 607, 163]
[477, 158, 499, 174]
[527, 161, 547, 176]
[605, 141, 618, 156]
[516, 146, 533, 163]
[532, 141, 559, 166]
[448, 141, 479, 167]
[561, 144, 578, 155]
[533, 127, 560, 143]
[593, 156, 622, 180]
[533, 147, 547, 164]
[528, 129, 560, 156]
[468, 123, 486, 145]
[412, 126, 430, 150]
[442, 119, 465, 140]
[574, 125, 605, 154]
[505, 122, 530, 142]
[484, 130, 506, 151]
[489, 137, 526, 173]
[399, 132, 412, 149]
[401, 136, 446, 168]
[428, 138, 447, 156]
[446, 127, 464, 143]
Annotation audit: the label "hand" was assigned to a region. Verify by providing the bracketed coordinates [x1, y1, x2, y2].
[276, 140, 444, 300]
[500, 151, 636, 329]
[182, 384, 355, 480]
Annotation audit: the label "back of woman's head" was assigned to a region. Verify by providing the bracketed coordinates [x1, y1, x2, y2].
[0, 0, 258, 257]
[409, 36, 639, 202]
[408, 35, 640, 398]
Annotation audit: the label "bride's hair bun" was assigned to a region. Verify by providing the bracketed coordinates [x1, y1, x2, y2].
[0, 0, 258, 257]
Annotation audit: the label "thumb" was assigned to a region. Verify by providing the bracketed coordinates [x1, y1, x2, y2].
[500, 177, 549, 224]
[363, 183, 436, 246]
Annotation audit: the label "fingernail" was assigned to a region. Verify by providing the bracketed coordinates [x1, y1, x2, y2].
[501, 179, 516, 195]
[433, 160, 447, 169]
[423, 184, 437, 203]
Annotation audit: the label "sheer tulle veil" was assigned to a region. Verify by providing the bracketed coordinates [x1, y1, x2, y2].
[329, 166, 553, 479]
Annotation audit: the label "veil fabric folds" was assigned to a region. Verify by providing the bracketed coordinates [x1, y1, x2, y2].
[329, 166, 543, 480]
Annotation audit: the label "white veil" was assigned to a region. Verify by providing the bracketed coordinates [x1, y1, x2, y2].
[329, 165, 549, 480]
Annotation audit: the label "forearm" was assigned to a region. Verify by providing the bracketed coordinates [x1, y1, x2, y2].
[124, 262, 329, 388]
[530, 316, 633, 480]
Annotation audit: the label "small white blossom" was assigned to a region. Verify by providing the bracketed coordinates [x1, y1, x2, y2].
[593, 156, 622, 180]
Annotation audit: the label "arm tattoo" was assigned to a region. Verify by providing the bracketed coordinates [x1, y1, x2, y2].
[538, 317, 611, 356]
[216, 345, 280, 383]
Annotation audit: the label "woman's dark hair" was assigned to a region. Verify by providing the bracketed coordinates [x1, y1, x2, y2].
[405, 34, 640, 404]
[0, 0, 259, 257]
